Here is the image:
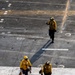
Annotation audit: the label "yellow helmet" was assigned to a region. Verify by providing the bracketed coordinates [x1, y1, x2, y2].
[46, 61, 50, 64]
[24, 56, 28, 59]
[50, 17, 54, 20]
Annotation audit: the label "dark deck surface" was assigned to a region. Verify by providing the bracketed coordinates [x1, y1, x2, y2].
[0, 0, 75, 68]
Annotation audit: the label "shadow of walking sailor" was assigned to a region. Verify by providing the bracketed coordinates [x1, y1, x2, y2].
[30, 40, 52, 64]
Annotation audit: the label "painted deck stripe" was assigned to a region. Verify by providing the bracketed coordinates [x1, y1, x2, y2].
[42, 48, 69, 51]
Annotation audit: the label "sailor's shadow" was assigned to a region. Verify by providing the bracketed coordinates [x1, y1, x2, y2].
[30, 40, 52, 64]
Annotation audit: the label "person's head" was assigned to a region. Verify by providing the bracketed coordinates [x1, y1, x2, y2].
[50, 17, 54, 21]
[45, 61, 50, 65]
[24, 56, 28, 60]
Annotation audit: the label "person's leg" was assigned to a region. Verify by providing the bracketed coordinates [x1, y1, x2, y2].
[46, 73, 51, 75]
[25, 71, 28, 75]
[51, 31, 55, 43]
[48, 73, 51, 75]
[22, 69, 28, 75]
[49, 30, 52, 39]
[44, 73, 51, 75]
[52, 36, 54, 43]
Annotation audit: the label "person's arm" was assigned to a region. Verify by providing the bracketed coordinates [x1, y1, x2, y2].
[46, 21, 50, 25]
[29, 66, 31, 73]
[39, 69, 43, 75]
[54, 20, 57, 31]
[28, 60, 32, 73]
[20, 60, 23, 69]
[39, 65, 44, 75]
[19, 60, 23, 75]
[50, 64, 52, 74]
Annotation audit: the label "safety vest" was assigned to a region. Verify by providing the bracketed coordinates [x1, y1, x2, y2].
[47, 20, 57, 30]
[43, 64, 52, 74]
[20, 59, 32, 70]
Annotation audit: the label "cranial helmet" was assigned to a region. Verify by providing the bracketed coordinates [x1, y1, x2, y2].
[24, 56, 28, 59]
[46, 61, 50, 64]
[50, 17, 54, 20]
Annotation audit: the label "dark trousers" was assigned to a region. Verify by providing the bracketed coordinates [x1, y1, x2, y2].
[49, 30, 55, 42]
[21, 69, 29, 75]
[44, 73, 51, 75]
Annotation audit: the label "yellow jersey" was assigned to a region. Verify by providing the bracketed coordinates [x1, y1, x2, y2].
[20, 59, 32, 70]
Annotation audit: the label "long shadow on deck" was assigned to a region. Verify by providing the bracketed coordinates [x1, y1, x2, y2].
[30, 40, 52, 64]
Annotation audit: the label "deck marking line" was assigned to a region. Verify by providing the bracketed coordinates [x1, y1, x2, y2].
[42, 48, 69, 51]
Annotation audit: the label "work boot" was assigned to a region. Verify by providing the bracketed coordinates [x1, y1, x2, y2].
[51, 41, 54, 43]
[51, 38, 54, 43]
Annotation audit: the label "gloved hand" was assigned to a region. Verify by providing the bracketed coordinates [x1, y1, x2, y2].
[29, 70, 31, 73]
[39, 70, 42, 74]
[54, 30, 56, 32]
[19, 68, 22, 75]
[46, 22, 48, 25]
[28, 67, 31, 73]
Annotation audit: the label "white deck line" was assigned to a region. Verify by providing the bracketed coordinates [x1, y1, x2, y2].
[42, 48, 69, 51]
[60, 0, 70, 33]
